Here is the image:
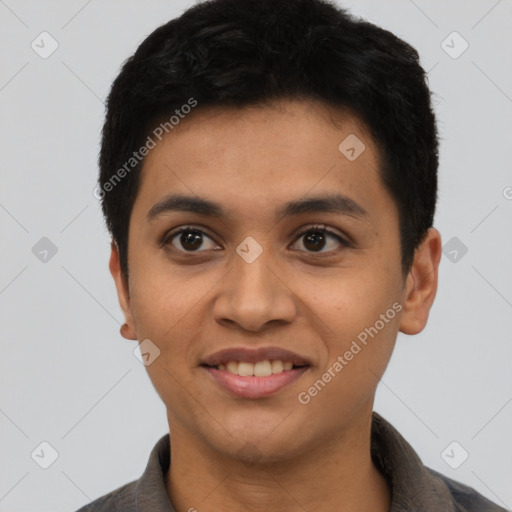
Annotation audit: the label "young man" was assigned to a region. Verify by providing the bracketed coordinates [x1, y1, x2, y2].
[78, 0, 506, 510]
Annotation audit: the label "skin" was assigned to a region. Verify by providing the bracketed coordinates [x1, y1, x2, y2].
[110, 99, 442, 512]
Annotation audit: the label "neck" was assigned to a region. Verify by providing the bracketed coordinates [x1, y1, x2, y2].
[165, 409, 391, 512]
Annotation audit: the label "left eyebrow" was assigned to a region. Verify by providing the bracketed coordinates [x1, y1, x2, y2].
[146, 192, 368, 222]
[276, 193, 368, 219]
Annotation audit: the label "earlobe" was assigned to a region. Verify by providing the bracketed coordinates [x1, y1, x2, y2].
[120, 323, 135, 340]
[398, 228, 442, 335]
[109, 241, 137, 340]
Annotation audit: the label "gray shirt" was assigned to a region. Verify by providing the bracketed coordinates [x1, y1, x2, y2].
[75, 412, 508, 511]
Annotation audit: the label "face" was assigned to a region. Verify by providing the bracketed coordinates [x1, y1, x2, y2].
[110, 99, 440, 463]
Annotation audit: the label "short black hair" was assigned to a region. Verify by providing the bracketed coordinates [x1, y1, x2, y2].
[98, 0, 438, 279]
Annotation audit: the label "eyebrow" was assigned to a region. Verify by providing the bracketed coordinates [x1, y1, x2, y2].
[147, 192, 368, 221]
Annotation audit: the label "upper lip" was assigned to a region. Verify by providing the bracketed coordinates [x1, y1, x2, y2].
[201, 346, 312, 367]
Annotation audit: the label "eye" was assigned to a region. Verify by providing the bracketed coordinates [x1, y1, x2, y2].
[162, 226, 219, 253]
[291, 224, 350, 254]
[162, 224, 351, 255]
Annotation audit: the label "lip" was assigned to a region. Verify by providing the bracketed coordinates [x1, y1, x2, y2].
[201, 346, 311, 367]
[203, 365, 310, 398]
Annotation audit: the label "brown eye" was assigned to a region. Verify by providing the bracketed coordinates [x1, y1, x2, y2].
[302, 230, 327, 251]
[164, 227, 218, 252]
[292, 225, 350, 254]
[178, 230, 203, 251]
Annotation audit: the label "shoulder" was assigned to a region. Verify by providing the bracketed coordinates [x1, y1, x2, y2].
[74, 479, 138, 512]
[426, 468, 509, 512]
[73, 432, 171, 512]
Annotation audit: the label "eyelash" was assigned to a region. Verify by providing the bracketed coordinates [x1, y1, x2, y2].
[161, 224, 351, 255]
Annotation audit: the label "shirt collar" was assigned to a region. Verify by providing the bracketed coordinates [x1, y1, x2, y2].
[133, 412, 457, 512]
[371, 412, 457, 511]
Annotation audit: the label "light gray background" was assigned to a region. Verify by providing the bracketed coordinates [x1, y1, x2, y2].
[1, 0, 511, 510]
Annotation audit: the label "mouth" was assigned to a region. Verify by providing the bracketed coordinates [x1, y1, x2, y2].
[200, 360, 311, 399]
[201, 360, 309, 376]
[200, 346, 312, 398]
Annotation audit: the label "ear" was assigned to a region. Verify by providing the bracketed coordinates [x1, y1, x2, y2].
[399, 227, 442, 335]
[109, 241, 137, 340]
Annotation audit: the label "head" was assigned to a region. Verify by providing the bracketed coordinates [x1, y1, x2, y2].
[102, 0, 442, 463]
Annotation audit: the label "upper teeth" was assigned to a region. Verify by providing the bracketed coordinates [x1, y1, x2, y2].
[217, 360, 294, 376]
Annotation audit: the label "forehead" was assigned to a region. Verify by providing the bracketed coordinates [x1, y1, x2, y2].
[132, 99, 393, 226]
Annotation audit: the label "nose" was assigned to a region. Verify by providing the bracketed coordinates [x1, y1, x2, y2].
[212, 246, 297, 333]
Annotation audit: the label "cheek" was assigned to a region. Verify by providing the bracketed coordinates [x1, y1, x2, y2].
[298, 270, 401, 400]
[127, 273, 206, 405]
[295, 278, 400, 423]
[302, 268, 400, 337]
[128, 256, 212, 333]
[127, 263, 226, 374]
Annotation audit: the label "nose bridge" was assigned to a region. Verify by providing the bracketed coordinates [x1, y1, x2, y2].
[236, 242, 274, 294]
[213, 238, 296, 331]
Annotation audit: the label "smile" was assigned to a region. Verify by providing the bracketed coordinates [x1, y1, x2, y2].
[202, 363, 310, 398]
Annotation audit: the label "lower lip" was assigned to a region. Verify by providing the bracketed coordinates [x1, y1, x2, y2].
[202, 366, 310, 399]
